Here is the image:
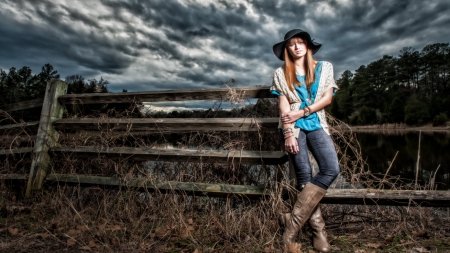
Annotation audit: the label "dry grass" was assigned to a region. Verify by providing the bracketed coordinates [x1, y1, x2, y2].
[1, 86, 450, 252]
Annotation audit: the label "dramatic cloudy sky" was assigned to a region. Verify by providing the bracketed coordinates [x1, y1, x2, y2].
[1, 0, 450, 110]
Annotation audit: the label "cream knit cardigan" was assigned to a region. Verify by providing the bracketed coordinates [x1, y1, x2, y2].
[269, 61, 338, 136]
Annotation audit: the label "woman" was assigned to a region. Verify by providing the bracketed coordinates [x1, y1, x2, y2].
[270, 29, 340, 252]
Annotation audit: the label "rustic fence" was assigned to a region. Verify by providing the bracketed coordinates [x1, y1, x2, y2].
[1, 80, 449, 207]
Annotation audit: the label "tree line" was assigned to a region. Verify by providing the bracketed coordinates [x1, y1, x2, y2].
[329, 43, 450, 126]
[0, 63, 110, 105]
[0, 64, 114, 123]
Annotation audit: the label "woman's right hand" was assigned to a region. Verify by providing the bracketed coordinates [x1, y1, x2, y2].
[284, 135, 299, 154]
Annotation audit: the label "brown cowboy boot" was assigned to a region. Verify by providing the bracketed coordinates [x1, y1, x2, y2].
[279, 213, 301, 252]
[309, 206, 330, 252]
[280, 183, 326, 251]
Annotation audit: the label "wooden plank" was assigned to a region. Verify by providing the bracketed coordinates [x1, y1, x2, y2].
[0, 98, 44, 112]
[44, 174, 450, 206]
[323, 188, 450, 207]
[26, 80, 68, 197]
[0, 147, 33, 156]
[45, 174, 269, 198]
[0, 121, 39, 133]
[53, 118, 279, 132]
[0, 135, 36, 145]
[0, 174, 29, 180]
[58, 86, 272, 104]
[50, 146, 289, 165]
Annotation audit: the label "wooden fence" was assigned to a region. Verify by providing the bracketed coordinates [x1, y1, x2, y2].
[1, 80, 449, 207]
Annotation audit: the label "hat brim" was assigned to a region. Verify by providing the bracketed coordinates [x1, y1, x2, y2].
[272, 31, 321, 61]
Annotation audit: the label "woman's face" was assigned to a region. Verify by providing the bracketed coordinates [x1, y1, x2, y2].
[286, 37, 307, 60]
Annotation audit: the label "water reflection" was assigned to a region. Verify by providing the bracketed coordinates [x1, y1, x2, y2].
[355, 131, 450, 190]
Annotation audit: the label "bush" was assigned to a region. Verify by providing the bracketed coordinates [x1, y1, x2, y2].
[404, 97, 428, 125]
[349, 115, 358, 125]
[357, 106, 377, 125]
[378, 113, 388, 124]
[387, 97, 405, 123]
[433, 113, 449, 126]
[330, 98, 343, 119]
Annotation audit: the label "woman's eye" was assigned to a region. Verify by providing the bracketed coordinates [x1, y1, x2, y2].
[289, 42, 304, 47]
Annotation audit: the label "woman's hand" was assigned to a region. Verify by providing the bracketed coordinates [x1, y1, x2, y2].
[281, 110, 304, 124]
[284, 135, 299, 154]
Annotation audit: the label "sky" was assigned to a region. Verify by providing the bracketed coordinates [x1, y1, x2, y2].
[1, 0, 450, 111]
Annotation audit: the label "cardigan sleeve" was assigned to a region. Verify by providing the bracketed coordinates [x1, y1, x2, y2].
[270, 68, 286, 97]
[315, 61, 338, 135]
[269, 67, 301, 104]
[322, 61, 338, 93]
[269, 67, 302, 137]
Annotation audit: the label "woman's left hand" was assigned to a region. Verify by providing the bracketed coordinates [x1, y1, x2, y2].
[281, 110, 303, 124]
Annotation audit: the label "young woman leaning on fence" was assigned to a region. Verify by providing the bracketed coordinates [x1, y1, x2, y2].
[270, 29, 340, 253]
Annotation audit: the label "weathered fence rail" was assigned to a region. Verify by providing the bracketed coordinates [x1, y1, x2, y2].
[51, 146, 288, 164]
[0, 147, 34, 156]
[0, 98, 44, 112]
[53, 118, 279, 132]
[0, 121, 39, 135]
[1, 173, 449, 207]
[57, 86, 272, 104]
[41, 174, 450, 207]
[1, 80, 450, 207]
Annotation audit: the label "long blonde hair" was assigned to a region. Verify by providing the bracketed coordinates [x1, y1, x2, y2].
[283, 37, 316, 92]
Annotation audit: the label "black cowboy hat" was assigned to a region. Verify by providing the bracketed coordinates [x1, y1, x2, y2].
[272, 29, 322, 61]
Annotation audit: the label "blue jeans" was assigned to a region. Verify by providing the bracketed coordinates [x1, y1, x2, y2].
[288, 128, 340, 191]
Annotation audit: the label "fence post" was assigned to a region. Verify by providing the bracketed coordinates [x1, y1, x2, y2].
[26, 79, 67, 198]
[288, 157, 298, 208]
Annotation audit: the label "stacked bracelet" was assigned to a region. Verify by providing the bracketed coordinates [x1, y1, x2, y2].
[282, 127, 293, 134]
[284, 134, 294, 139]
[282, 127, 294, 139]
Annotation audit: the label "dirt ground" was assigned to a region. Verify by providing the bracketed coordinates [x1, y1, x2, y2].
[1, 228, 450, 252]
[1, 204, 449, 253]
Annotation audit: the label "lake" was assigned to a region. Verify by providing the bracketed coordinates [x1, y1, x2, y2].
[355, 131, 450, 190]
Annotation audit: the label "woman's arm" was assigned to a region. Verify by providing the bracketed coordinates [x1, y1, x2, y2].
[279, 95, 300, 154]
[281, 88, 333, 123]
[306, 88, 333, 114]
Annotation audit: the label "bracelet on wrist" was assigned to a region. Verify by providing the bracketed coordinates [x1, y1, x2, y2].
[284, 134, 294, 140]
[303, 107, 310, 117]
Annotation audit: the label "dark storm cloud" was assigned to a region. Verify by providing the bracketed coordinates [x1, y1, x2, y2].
[31, 2, 137, 71]
[0, 0, 137, 76]
[247, 0, 450, 77]
[101, 0, 266, 60]
[1, 0, 450, 97]
[186, 27, 211, 37]
[61, 6, 101, 29]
